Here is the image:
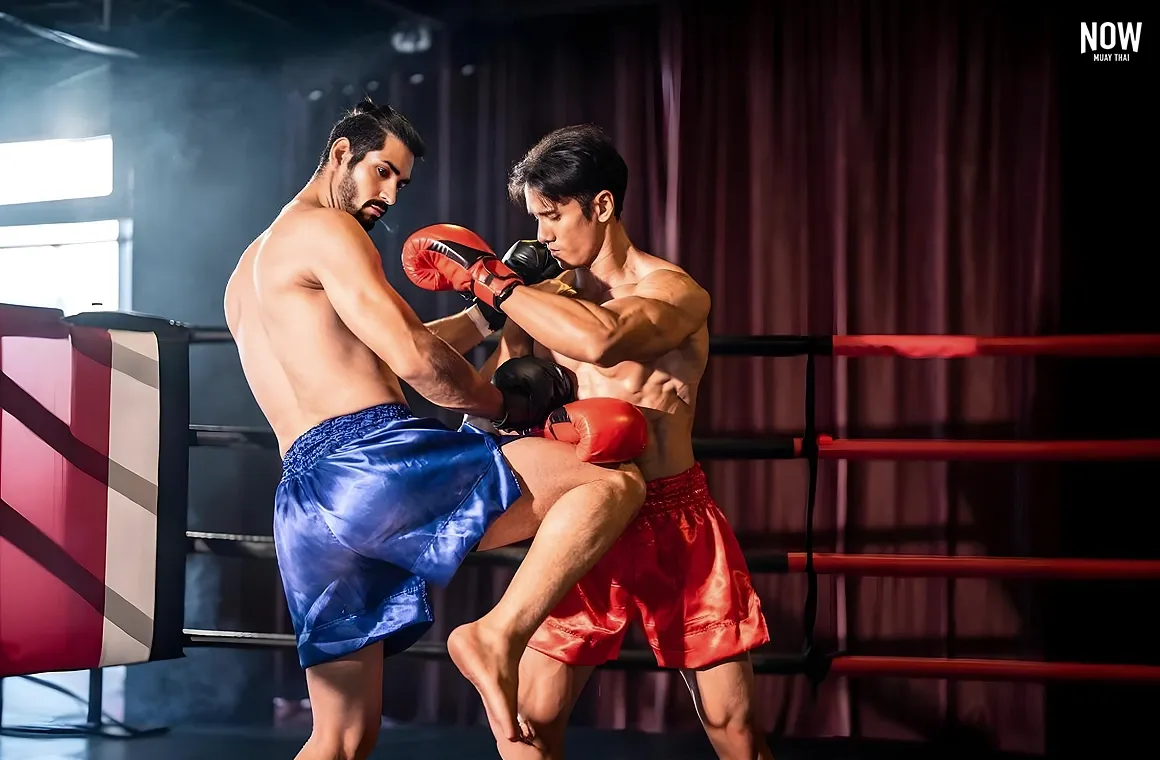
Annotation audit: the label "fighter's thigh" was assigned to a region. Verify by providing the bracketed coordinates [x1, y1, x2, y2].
[685, 653, 758, 727]
[478, 436, 640, 550]
[304, 641, 384, 742]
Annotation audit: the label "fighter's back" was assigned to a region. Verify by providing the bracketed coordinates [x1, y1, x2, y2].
[224, 204, 405, 454]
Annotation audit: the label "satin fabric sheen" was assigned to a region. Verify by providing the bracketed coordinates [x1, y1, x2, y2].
[274, 403, 521, 669]
[527, 463, 769, 669]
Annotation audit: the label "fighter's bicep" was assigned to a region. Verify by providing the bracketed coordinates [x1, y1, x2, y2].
[328, 275, 416, 340]
[306, 213, 424, 339]
[608, 274, 709, 340]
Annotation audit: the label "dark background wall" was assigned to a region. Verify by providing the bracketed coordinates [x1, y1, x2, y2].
[0, 0, 1156, 753]
[1051, 1, 1159, 752]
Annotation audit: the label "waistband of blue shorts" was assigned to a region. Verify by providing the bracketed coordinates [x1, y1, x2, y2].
[281, 403, 414, 478]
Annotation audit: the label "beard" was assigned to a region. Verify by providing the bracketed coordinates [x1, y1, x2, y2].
[336, 167, 383, 231]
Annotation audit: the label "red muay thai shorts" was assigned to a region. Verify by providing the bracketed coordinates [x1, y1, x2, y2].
[527, 463, 769, 669]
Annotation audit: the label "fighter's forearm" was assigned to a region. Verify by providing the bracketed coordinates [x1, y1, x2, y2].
[401, 328, 504, 419]
[500, 286, 616, 363]
[424, 307, 490, 354]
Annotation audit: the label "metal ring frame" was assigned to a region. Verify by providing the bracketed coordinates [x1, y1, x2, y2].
[181, 326, 1160, 686]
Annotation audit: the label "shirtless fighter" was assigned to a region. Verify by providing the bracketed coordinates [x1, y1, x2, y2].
[223, 100, 650, 760]
[405, 125, 774, 759]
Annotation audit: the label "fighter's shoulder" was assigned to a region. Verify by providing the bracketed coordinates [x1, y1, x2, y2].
[276, 206, 364, 246]
[636, 263, 709, 304]
[265, 208, 373, 273]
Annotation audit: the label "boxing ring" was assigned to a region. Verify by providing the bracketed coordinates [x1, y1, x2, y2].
[3, 301, 1160, 740]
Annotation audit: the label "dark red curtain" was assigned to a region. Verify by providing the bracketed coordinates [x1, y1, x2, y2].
[282, 0, 1060, 751]
[655, 2, 1057, 752]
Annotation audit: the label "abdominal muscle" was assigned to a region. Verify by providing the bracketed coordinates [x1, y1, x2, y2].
[535, 344, 700, 482]
[226, 244, 406, 457]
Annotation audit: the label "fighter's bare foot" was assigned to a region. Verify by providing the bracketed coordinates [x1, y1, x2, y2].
[447, 621, 532, 745]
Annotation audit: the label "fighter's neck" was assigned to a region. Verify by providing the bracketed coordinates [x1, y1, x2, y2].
[296, 174, 339, 210]
[583, 226, 639, 289]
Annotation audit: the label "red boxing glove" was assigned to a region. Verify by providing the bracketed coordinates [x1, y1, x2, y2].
[539, 398, 649, 464]
[401, 223, 524, 310]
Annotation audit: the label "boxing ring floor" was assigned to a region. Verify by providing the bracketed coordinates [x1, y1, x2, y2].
[0, 724, 1042, 760]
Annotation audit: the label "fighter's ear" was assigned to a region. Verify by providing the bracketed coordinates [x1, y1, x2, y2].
[592, 189, 615, 223]
[329, 137, 352, 166]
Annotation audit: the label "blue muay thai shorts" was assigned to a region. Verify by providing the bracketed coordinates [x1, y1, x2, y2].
[272, 403, 522, 669]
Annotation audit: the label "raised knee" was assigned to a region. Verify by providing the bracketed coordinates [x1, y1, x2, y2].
[606, 465, 646, 514]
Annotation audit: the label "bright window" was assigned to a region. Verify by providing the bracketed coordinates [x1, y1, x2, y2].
[0, 135, 114, 206]
[0, 220, 128, 316]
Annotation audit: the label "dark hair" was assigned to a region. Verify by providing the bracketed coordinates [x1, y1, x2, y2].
[507, 125, 627, 219]
[315, 97, 426, 175]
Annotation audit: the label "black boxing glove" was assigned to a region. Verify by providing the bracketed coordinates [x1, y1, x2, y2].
[467, 241, 564, 332]
[503, 240, 563, 283]
[492, 356, 577, 433]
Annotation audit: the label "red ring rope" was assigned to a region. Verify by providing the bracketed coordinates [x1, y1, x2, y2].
[791, 436, 1160, 460]
[831, 334, 1160, 358]
[828, 656, 1160, 682]
[784, 553, 1160, 579]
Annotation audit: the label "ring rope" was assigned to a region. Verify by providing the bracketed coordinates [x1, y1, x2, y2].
[190, 425, 1160, 461]
[183, 325, 1160, 358]
[831, 334, 1160, 358]
[828, 656, 1160, 683]
[801, 437, 1160, 461]
[186, 532, 1160, 580]
[776, 553, 1160, 579]
[708, 334, 1160, 357]
[181, 629, 1160, 682]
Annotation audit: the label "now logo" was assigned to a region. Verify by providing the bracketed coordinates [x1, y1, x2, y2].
[1080, 22, 1143, 55]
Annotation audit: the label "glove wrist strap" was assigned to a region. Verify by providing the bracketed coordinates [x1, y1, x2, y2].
[465, 304, 498, 337]
[472, 281, 521, 311]
[490, 282, 521, 310]
[470, 259, 523, 310]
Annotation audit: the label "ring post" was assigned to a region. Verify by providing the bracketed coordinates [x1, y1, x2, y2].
[800, 352, 831, 693]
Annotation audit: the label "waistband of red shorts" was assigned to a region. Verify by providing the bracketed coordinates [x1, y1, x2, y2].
[639, 463, 713, 516]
